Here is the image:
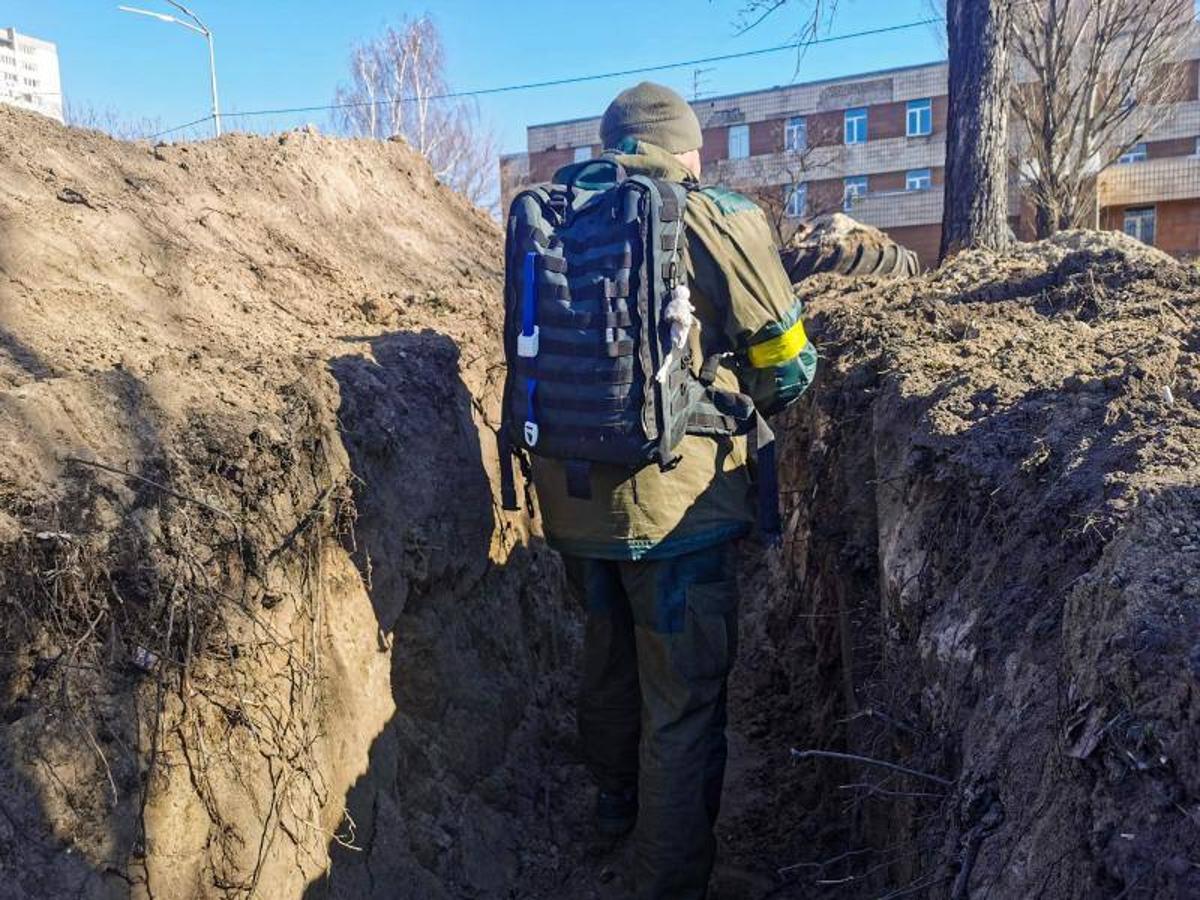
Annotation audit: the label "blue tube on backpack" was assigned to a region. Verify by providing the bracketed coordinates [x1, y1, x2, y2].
[519, 251, 539, 446]
[521, 251, 536, 338]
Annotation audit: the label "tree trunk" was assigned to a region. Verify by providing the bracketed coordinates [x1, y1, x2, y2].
[940, 0, 1015, 263]
[1034, 203, 1056, 240]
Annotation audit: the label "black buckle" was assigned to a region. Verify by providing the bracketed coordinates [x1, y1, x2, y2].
[547, 192, 569, 225]
[699, 352, 729, 387]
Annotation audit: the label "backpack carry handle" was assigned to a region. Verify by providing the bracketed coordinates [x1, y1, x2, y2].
[562, 158, 627, 193]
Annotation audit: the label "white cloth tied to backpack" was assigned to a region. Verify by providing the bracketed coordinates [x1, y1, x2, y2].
[655, 285, 695, 384]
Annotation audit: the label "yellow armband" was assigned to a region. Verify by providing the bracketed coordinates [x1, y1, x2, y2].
[747, 318, 809, 369]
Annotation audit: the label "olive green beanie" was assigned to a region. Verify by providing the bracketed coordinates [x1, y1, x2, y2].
[600, 81, 703, 154]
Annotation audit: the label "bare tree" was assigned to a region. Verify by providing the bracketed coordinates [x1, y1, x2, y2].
[64, 99, 165, 141]
[940, 0, 1016, 261]
[333, 16, 498, 214]
[731, 0, 1027, 260]
[742, 146, 842, 243]
[730, 0, 844, 241]
[1011, 0, 1194, 236]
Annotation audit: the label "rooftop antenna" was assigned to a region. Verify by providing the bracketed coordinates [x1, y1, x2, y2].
[692, 67, 716, 102]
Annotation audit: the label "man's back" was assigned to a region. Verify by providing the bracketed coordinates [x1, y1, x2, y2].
[502, 81, 816, 900]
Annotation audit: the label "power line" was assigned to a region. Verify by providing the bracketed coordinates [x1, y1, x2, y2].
[149, 16, 944, 139]
[151, 112, 218, 137]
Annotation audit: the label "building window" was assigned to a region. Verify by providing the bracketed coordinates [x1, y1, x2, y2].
[1193, 137, 1200, 158]
[844, 108, 868, 144]
[784, 182, 807, 218]
[1123, 207, 1156, 245]
[728, 124, 750, 159]
[573, 145, 592, 163]
[906, 168, 932, 191]
[907, 98, 933, 136]
[844, 175, 869, 210]
[784, 116, 807, 152]
[1118, 143, 1147, 164]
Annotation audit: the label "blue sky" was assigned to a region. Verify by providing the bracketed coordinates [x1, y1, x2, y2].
[8, 1, 945, 150]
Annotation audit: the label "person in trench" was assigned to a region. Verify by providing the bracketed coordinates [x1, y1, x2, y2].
[529, 83, 818, 897]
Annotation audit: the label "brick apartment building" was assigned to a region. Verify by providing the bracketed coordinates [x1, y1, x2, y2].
[501, 30, 1200, 268]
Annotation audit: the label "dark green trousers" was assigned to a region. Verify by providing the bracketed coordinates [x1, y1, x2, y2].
[563, 542, 740, 900]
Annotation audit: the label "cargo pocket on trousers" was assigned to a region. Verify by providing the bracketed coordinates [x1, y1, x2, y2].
[672, 580, 738, 683]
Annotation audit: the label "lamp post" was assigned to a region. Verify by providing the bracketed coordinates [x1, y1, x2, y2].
[118, 1, 221, 137]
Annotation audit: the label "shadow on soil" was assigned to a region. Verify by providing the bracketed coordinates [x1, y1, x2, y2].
[304, 330, 582, 899]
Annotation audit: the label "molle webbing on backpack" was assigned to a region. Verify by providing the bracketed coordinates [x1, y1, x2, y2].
[499, 159, 781, 542]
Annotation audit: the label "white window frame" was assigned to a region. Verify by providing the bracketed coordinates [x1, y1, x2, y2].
[1123, 206, 1156, 245]
[784, 182, 807, 219]
[727, 124, 750, 159]
[906, 98, 933, 137]
[844, 108, 868, 145]
[906, 168, 932, 191]
[843, 175, 868, 210]
[573, 145, 593, 163]
[784, 116, 807, 152]
[1118, 143, 1148, 164]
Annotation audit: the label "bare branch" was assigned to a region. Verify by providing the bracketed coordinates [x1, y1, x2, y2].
[738, 138, 841, 242]
[838, 782, 947, 800]
[735, 0, 840, 74]
[64, 99, 165, 141]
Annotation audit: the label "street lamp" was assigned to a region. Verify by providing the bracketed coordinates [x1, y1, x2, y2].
[118, 1, 221, 137]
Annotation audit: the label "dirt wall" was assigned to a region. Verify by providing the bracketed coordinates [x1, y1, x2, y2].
[735, 233, 1200, 898]
[0, 105, 577, 899]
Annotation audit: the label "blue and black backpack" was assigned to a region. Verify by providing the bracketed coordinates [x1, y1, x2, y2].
[499, 157, 779, 540]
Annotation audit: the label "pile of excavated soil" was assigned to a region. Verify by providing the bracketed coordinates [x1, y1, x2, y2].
[716, 231, 1200, 898]
[0, 105, 584, 899]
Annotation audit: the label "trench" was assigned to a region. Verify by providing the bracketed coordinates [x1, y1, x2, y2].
[291, 318, 907, 899]
[293, 324, 1033, 899]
